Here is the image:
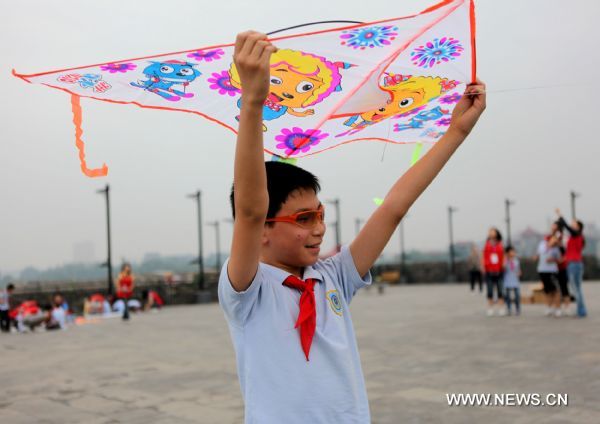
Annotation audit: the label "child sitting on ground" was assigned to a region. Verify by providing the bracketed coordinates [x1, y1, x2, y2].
[218, 31, 486, 423]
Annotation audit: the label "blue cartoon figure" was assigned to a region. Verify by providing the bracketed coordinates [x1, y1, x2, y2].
[131, 60, 201, 102]
[394, 106, 449, 131]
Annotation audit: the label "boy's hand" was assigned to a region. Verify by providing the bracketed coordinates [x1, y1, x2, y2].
[233, 31, 277, 107]
[448, 79, 486, 137]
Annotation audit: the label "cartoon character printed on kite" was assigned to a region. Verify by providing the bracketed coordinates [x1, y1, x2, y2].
[341, 74, 457, 131]
[229, 49, 349, 131]
[394, 106, 450, 131]
[130, 60, 201, 102]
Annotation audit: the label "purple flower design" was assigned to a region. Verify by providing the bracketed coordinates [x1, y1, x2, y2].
[187, 49, 225, 62]
[275, 127, 329, 156]
[99, 63, 137, 73]
[340, 26, 398, 50]
[411, 37, 463, 68]
[207, 71, 240, 96]
[435, 118, 452, 127]
[439, 92, 462, 104]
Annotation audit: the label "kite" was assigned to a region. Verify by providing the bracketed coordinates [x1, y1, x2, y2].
[13, 0, 476, 177]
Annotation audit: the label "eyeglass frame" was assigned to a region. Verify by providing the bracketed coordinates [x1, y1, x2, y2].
[265, 205, 325, 229]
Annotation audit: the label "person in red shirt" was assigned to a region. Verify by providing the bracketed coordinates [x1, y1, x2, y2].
[556, 209, 586, 317]
[116, 263, 135, 320]
[551, 221, 572, 316]
[481, 227, 505, 316]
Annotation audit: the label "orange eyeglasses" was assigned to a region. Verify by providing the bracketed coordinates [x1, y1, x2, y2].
[265, 205, 325, 229]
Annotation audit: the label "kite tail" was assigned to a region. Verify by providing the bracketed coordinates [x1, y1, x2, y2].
[410, 142, 423, 166]
[271, 154, 298, 165]
[70, 94, 108, 177]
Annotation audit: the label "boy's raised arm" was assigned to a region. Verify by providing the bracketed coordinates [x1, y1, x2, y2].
[227, 32, 277, 291]
[350, 81, 487, 277]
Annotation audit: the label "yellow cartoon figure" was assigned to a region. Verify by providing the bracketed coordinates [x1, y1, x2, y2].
[343, 74, 457, 130]
[230, 49, 349, 131]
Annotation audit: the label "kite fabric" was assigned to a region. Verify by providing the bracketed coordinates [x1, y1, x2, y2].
[14, 0, 476, 177]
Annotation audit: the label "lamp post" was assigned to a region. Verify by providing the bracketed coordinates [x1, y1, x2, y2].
[354, 218, 364, 237]
[187, 191, 204, 290]
[570, 191, 580, 220]
[207, 220, 221, 273]
[448, 206, 457, 281]
[505, 199, 515, 246]
[399, 217, 407, 282]
[96, 184, 113, 295]
[326, 198, 341, 252]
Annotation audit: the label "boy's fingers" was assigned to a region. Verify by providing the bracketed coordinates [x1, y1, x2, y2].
[259, 44, 277, 64]
[250, 40, 269, 61]
[234, 31, 258, 56]
[239, 32, 268, 59]
[234, 31, 249, 55]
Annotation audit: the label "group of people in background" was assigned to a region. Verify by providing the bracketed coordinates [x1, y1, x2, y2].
[83, 264, 163, 319]
[0, 286, 71, 333]
[0, 263, 164, 334]
[469, 209, 587, 318]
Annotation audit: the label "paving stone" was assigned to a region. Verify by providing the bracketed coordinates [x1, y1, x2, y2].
[0, 282, 597, 423]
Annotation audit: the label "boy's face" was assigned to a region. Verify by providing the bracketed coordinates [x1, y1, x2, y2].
[262, 188, 326, 272]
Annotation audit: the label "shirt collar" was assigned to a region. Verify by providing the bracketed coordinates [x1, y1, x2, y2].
[260, 261, 324, 284]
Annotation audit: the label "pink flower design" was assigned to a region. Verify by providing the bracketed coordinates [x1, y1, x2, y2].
[100, 63, 137, 73]
[207, 71, 240, 96]
[187, 49, 225, 62]
[275, 128, 329, 156]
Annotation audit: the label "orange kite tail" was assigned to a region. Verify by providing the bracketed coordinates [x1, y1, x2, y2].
[70, 94, 108, 177]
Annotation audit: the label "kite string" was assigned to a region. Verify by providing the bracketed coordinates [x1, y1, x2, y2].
[463, 82, 591, 96]
[70, 94, 108, 177]
[380, 114, 393, 162]
[267, 20, 363, 36]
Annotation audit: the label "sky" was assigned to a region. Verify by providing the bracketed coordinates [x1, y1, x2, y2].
[1, 0, 599, 273]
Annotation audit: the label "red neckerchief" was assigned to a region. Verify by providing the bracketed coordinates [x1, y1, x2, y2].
[283, 275, 317, 361]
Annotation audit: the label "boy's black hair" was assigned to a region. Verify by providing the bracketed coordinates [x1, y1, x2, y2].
[576, 220, 584, 232]
[230, 162, 321, 220]
[7, 283, 15, 291]
[505, 245, 515, 253]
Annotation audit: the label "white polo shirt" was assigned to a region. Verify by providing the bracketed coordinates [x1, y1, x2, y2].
[218, 245, 372, 424]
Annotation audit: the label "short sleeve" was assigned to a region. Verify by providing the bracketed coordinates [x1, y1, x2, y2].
[321, 245, 372, 304]
[217, 259, 263, 327]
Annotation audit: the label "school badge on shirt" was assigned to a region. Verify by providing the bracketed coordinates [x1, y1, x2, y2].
[326, 290, 343, 316]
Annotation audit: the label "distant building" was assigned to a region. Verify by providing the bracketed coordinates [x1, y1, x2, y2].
[73, 241, 95, 264]
[142, 252, 161, 262]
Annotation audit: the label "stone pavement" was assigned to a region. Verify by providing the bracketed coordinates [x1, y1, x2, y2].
[1, 282, 599, 424]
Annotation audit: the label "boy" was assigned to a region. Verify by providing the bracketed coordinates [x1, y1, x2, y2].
[535, 235, 562, 317]
[218, 31, 486, 423]
[503, 246, 522, 316]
